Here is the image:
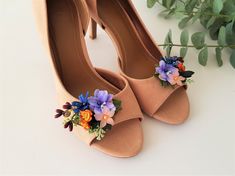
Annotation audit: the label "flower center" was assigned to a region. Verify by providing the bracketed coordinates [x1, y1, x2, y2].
[166, 71, 172, 75]
[174, 76, 179, 81]
[101, 102, 106, 109]
[103, 115, 109, 120]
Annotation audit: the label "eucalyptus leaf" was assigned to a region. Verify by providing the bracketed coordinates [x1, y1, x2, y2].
[165, 8, 176, 18]
[213, 0, 223, 14]
[180, 30, 189, 46]
[166, 45, 172, 57]
[215, 47, 223, 67]
[206, 17, 216, 29]
[180, 47, 188, 57]
[147, 0, 157, 8]
[192, 11, 201, 24]
[185, 0, 198, 13]
[198, 47, 208, 66]
[164, 29, 172, 49]
[222, 0, 235, 16]
[178, 16, 192, 29]
[230, 50, 235, 69]
[191, 32, 205, 49]
[208, 18, 225, 40]
[218, 26, 226, 46]
[165, 0, 176, 9]
[225, 21, 235, 49]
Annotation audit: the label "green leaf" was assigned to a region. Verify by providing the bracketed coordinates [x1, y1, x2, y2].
[113, 99, 122, 112]
[185, 0, 198, 13]
[198, 46, 208, 66]
[180, 71, 194, 78]
[147, 0, 157, 8]
[218, 26, 226, 46]
[215, 47, 223, 67]
[165, 8, 176, 18]
[223, 0, 235, 16]
[208, 18, 225, 40]
[191, 32, 205, 49]
[162, 0, 175, 9]
[225, 21, 235, 49]
[192, 11, 201, 24]
[178, 16, 191, 29]
[230, 50, 235, 69]
[206, 16, 216, 29]
[164, 29, 172, 49]
[213, 0, 223, 14]
[180, 30, 189, 46]
[166, 45, 172, 57]
[180, 47, 188, 57]
[166, 0, 176, 9]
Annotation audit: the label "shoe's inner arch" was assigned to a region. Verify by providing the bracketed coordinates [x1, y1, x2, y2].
[47, 0, 119, 96]
[98, 0, 160, 79]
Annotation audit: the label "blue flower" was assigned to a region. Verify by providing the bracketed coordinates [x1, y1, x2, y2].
[88, 89, 116, 114]
[161, 56, 181, 67]
[71, 92, 89, 113]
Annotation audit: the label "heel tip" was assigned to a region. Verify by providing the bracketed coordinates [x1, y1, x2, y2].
[89, 35, 97, 39]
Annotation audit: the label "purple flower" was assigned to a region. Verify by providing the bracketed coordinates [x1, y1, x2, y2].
[156, 60, 178, 81]
[88, 89, 116, 114]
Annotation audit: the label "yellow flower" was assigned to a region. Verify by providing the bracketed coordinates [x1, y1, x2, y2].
[79, 120, 90, 130]
[79, 109, 93, 122]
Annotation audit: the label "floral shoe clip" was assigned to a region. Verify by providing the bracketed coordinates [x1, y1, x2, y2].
[54, 89, 121, 140]
[155, 56, 194, 87]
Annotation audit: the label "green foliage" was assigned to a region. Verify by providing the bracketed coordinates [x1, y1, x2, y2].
[147, 0, 158, 8]
[147, 0, 235, 69]
[213, 0, 223, 14]
[230, 50, 235, 68]
[218, 26, 226, 46]
[164, 29, 173, 56]
[215, 47, 223, 66]
[198, 46, 208, 66]
[113, 99, 122, 112]
[191, 32, 205, 49]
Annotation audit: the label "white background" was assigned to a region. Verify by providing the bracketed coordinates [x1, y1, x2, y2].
[0, 0, 235, 175]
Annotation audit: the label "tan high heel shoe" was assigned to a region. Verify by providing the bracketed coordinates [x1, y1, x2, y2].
[32, 0, 143, 157]
[85, 0, 193, 124]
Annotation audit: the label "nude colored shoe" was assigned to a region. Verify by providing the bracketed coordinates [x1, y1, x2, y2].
[32, 0, 143, 157]
[85, 0, 194, 125]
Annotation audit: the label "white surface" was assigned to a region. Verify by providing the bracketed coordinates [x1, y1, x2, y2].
[0, 0, 235, 175]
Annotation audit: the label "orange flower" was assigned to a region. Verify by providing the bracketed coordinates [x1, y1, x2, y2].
[79, 109, 93, 122]
[177, 63, 185, 71]
[79, 120, 90, 130]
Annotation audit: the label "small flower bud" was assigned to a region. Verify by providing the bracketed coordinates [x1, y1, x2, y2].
[63, 102, 71, 109]
[54, 114, 62, 118]
[56, 109, 64, 114]
[69, 123, 73, 131]
[63, 110, 71, 117]
[64, 121, 70, 129]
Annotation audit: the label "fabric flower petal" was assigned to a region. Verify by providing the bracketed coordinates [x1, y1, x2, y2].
[100, 120, 107, 128]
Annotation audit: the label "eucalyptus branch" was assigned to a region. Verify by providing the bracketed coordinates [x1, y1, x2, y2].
[147, 0, 235, 69]
[159, 43, 235, 48]
[176, 11, 232, 18]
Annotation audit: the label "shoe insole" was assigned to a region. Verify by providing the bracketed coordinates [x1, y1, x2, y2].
[98, 0, 156, 79]
[47, 0, 119, 97]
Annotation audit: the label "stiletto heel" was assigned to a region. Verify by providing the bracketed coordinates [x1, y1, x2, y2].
[89, 18, 97, 39]
[33, 0, 143, 157]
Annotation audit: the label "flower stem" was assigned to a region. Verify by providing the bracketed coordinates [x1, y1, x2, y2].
[159, 43, 235, 48]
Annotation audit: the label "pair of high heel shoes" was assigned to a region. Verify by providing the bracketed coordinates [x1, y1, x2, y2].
[33, 0, 192, 157]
